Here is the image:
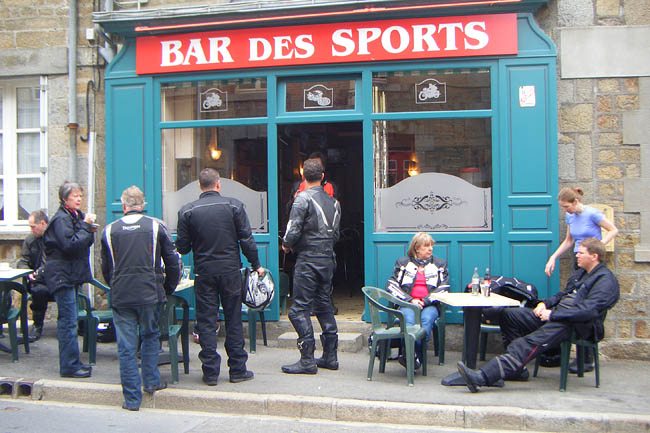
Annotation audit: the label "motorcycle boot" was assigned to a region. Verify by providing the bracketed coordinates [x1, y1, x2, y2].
[316, 334, 339, 370]
[282, 337, 318, 374]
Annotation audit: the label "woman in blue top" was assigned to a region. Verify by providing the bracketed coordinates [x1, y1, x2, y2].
[545, 187, 618, 276]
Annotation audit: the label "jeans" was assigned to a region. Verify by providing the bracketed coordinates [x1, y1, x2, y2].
[54, 287, 83, 375]
[401, 304, 440, 359]
[195, 271, 247, 381]
[112, 303, 163, 409]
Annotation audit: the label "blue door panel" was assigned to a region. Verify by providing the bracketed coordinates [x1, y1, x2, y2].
[106, 82, 149, 222]
[510, 242, 553, 299]
[511, 206, 551, 230]
[374, 242, 407, 288]
[508, 65, 549, 194]
[459, 243, 494, 289]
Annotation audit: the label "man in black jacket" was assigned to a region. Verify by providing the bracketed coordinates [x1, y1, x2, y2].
[16, 209, 50, 341]
[177, 168, 264, 386]
[281, 158, 341, 374]
[101, 186, 181, 411]
[457, 238, 619, 392]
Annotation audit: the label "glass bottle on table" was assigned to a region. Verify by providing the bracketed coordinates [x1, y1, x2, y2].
[471, 267, 480, 296]
[482, 267, 491, 296]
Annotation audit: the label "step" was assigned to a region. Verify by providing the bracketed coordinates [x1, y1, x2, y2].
[244, 319, 372, 342]
[277, 332, 364, 353]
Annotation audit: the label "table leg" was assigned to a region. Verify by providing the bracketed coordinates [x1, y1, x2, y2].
[18, 282, 30, 353]
[440, 306, 484, 386]
[462, 307, 482, 369]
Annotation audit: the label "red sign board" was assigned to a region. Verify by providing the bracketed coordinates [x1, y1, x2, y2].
[136, 14, 517, 75]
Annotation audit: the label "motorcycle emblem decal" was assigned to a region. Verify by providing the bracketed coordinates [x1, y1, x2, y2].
[200, 88, 228, 112]
[304, 84, 334, 109]
[415, 79, 447, 104]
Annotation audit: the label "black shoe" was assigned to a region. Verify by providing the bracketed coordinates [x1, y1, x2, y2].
[568, 359, 595, 374]
[61, 368, 92, 378]
[456, 361, 486, 393]
[229, 370, 254, 383]
[508, 367, 530, 382]
[281, 359, 318, 374]
[144, 381, 168, 394]
[398, 355, 421, 370]
[122, 403, 140, 411]
[202, 375, 218, 386]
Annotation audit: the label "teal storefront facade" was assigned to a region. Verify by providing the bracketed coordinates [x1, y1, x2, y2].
[98, 5, 558, 323]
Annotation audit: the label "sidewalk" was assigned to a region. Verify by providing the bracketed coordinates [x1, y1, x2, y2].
[2, 327, 650, 432]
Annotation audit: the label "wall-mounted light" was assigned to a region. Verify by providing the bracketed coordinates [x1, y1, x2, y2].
[407, 160, 419, 177]
[208, 128, 222, 160]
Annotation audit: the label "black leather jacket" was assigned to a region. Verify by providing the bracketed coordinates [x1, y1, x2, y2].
[43, 206, 94, 293]
[282, 186, 341, 259]
[545, 262, 620, 340]
[101, 211, 181, 308]
[176, 191, 261, 276]
[16, 234, 46, 286]
[385, 256, 450, 307]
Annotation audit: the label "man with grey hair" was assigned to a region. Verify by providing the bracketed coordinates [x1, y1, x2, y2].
[101, 185, 181, 411]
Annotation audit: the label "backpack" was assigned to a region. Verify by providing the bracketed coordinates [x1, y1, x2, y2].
[489, 276, 538, 308]
[241, 267, 275, 310]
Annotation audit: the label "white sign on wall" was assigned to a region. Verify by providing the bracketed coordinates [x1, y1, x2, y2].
[519, 85, 536, 107]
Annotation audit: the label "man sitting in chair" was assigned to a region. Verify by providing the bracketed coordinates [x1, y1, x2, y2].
[456, 238, 619, 393]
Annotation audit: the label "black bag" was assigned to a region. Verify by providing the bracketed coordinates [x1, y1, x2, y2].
[489, 276, 538, 307]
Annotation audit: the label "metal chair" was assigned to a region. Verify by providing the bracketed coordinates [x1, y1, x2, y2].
[362, 286, 427, 386]
[0, 282, 22, 362]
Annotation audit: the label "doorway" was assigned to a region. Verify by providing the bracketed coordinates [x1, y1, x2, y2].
[277, 121, 365, 319]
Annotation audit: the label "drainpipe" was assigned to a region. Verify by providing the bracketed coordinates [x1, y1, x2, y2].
[68, 0, 78, 181]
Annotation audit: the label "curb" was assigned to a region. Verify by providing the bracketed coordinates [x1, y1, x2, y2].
[13, 379, 649, 432]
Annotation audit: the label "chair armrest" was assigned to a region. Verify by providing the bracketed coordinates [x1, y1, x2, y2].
[89, 278, 110, 295]
[366, 291, 421, 329]
[76, 291, 93, 314]
[382, 291, 422, 324]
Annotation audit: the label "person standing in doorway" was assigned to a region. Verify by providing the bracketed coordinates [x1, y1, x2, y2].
[101, 186, 181, 411]
[43, 182, 97, 379]
[16, 209, 50, 341]
[177, 168, 263, 386]
[282, 158, 341, 374]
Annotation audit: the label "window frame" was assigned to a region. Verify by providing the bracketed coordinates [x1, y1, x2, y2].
[0, 77, 48, 231]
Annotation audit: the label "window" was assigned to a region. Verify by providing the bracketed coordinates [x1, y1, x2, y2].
[284, 77, 356, 112]
[161, 78, 267, 121]
[161, 125, 268, 233]
[373, 69, 490, 112]
[0, 78, 47, 228]
[373, 118, 492, 232]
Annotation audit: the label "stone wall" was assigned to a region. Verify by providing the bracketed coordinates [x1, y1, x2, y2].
[537, 0, 650, 359]
[0, 0, 106, 307]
